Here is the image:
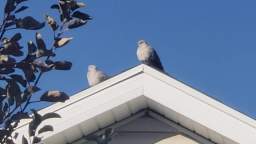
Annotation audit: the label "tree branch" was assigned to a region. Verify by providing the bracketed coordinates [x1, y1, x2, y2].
[0, 16, 7, 41]
[22, 31, 59, 112]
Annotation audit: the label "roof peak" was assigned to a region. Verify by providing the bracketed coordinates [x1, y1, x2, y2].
[15, 64, 256, 144]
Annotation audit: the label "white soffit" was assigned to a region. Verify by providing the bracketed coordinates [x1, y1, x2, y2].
[15, 64, 256, 144]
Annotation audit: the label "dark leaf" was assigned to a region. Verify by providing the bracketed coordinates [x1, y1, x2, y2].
[22, 135, 28, 144]
[53, 61, 72, 70]
[0, 75, 7, 80]
[8, 96, 14, 106]
[5, 20, 16, 28]
[3, 103, 8, 112]
[15, 6, 29, 13]
[23, 41, 37, 62]
[5, 15, 16, 28]
[10, 74, 27, 87]
[22, 86, 40, 102]
[5, 119, 12, 128]
[42, 112, 61, 121]
[16, 16, 45, 30]
[24, 86, 40, 95]
[38, 125, 53, 134]
[40, 91, 69, 102]
[33, 60, 54, 72]
[5, 15, 16, 27]
[72, 11, 91, 21]
[13, 132, 18, 139]
[35, 32, 46, 51]
[54, 37, 72, 48]
[45, 59, 54, 65]
[35, 33, 55, 57]
[29, 110, 42, 136]
[6, 15, 16, 21]
[0, 129, 9, 138]
[10, 33, 22, 41]
[11, 112, 30, 121]
[50, 4, 59, 10]
[0, 108, 5, 123]
[0, 87, 6, 98]
[17, 62, 36, 82]
[59, 1, 71, 21]
[6, 139, 15, 144]
[4, 0, 16, 14]
[32, 109, 42, 122]
[6, 80, 22, 105]
[0, 55, 16, 65]
[27, 41, 37, 55]
[2, 38, 23, 56]
[36, 49, 55, 58]
[67, 18, 87, 29]
[23, 68, 36, 82]
[0, 68, 15, 74]
[70, 1, 86, 11]
[45, 15, 58, 31]
[32, 136, 41, 143]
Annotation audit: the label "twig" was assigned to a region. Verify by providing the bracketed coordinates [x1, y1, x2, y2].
[0, 17, 6, 41]
[5, 106, 18, 119]
[29, 100, 41, 104]
[5, 27, 18, 31]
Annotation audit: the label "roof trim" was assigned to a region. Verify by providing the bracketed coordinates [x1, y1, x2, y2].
[143, 65, 256, 128]
[15, 64, 256, 144]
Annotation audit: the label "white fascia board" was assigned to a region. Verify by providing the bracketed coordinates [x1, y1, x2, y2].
[14, 64, 256, 144]
[143, 65, 256, 128]
[142, 66, 256, 143]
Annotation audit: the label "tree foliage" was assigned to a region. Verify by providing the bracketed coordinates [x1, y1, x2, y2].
[0, 0, 91, 143]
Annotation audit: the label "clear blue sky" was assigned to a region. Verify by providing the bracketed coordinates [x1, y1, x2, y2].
[3, 1, 256, 118]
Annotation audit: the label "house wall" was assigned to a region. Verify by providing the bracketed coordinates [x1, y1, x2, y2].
[76, 115, 208, 144]
[110, 116, 177, 144]
[110, 116, 204, 144]
[156, 135, 200, 144]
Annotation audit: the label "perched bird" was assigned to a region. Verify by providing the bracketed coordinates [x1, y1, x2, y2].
[137, 40, 164, 71]
[87, 65, 108, 86]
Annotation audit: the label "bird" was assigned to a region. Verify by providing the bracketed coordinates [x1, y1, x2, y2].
[137, 40, 164, 71]
[87, 65, 108, 86]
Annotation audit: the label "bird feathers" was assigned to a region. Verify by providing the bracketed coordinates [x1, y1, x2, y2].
[86, 40, 164, 88]
[147, 49, 164, 71]
[137, 40, 164, 71]
[87, 65, 108, 86]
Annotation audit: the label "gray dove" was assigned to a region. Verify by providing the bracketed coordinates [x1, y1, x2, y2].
[87, 65, 108, 86]
[137, 40, 164, 71]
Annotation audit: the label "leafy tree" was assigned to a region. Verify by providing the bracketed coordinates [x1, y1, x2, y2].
[0, 0, 91, 143]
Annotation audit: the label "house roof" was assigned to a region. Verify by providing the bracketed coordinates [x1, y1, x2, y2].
[15, 64, 256, 144]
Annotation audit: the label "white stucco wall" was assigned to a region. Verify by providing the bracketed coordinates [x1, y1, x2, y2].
[156, 135, 200, 144]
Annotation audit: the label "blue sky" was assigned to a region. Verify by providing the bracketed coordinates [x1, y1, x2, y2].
[2, 1, 256, 118]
